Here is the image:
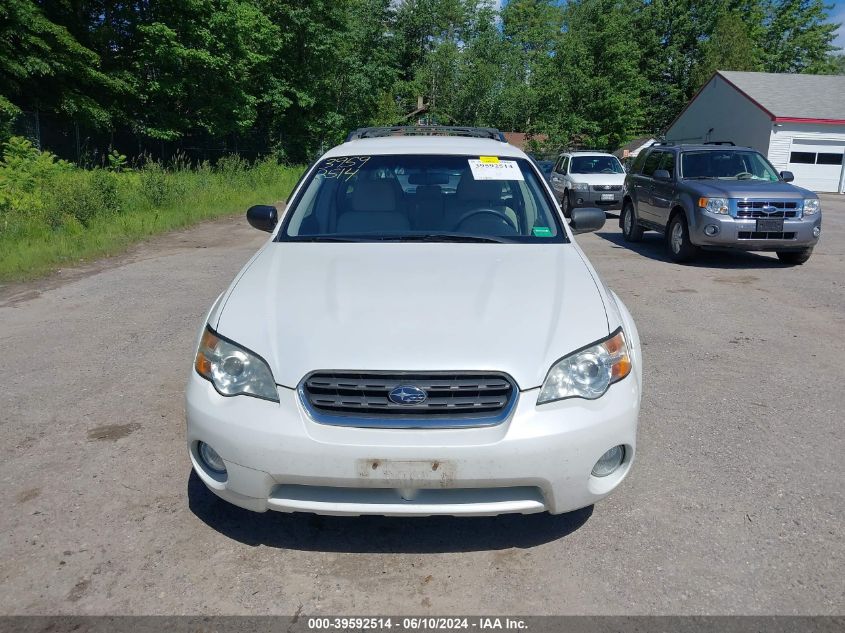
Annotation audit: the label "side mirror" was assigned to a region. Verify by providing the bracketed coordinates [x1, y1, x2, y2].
[569, 207, 606, 235]
[653, 169, 671, 181]
[246, 204, 278, 232]
[780, 170, 795, 183]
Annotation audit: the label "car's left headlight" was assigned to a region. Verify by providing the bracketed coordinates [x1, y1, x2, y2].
[803, 198, 820, 215]
[572, 182, 590, 192]
[698, 197, 729, 215]
[195, 327, 279, 402]
[538, 329, 632, 404]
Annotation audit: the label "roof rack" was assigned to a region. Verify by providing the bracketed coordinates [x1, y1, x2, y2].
[345, 125, 506, 142]
[703, 140, 735, 146]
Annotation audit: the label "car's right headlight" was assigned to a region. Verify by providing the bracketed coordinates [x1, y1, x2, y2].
[572, 182, 590, 191]
[803, 198, 820, 215]
[195, 327, 279, 402]
[698, 197, 729, 215]
[538, 329, 632, 404]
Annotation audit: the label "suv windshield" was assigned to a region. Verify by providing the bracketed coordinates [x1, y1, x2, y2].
[279, 154, 564, 243]
[570, 155, 624, 174]
[681, 150, 779, 181]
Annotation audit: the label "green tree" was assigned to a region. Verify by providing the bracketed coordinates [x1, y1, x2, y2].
[692, 10, 762, 88]
[0, 0, 124, 132]
[762, 0, 840, 73]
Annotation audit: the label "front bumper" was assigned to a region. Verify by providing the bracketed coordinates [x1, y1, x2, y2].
[185, 371, 640, 516]
[690, 213, 821, 250]
[571, 189, 623, 210]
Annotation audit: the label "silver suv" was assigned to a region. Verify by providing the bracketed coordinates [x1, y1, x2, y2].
[621, 142, 821, 264]
[550, 151, 627, 217]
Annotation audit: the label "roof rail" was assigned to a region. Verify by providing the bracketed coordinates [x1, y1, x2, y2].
[345, 125, 506, 142]
[703, 140, 735, 146]
[649, 141, 677, 147]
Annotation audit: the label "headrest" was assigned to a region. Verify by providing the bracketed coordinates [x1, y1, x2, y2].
[351, 179, 396, 213]
[456, 175, 504, 202]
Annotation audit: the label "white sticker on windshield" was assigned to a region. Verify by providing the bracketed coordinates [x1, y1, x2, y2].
[468, 159, 524, 181]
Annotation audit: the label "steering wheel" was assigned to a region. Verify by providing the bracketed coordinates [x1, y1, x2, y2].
[736, 171, 754, 179]
[453, 208, 519, 232]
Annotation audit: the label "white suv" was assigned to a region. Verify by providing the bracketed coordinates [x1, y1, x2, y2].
[186, 126, 642, 517]
[550, 151, 627, 217]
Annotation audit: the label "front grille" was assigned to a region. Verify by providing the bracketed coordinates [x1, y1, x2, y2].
[591, 184, 622, 192]
[300, 371, 517, 428]
[735, 200, 799, 218]
[737, 232, 796, 240]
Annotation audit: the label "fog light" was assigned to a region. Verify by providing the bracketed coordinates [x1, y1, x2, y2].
[198, 441, 226, 474]
[704, 224, 719, 236]
[592, 445, 625, 477]
[813, 226, 821, 237]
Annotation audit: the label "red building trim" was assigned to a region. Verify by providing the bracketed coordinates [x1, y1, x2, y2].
[772, 117, 845, 125]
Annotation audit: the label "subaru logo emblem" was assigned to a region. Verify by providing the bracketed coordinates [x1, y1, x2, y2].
[388, 385, 427, 405]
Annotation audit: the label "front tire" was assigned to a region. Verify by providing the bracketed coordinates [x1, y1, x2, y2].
[776, 248, 813, 265]
[666, 213, 699, 263]
[621, 201, 644, 242]
[561, 191, 572, 218]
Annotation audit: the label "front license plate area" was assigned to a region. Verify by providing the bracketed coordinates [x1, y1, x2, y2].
[757, 218, 784, 232]
[600, 193, 615, 201]
[357, 459, 456, 486]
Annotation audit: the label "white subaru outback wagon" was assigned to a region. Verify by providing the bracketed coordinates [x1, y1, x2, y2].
[186, 126, 642, 517]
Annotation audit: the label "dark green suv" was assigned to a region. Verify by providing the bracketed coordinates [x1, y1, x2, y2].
[620, 142, 821, 264]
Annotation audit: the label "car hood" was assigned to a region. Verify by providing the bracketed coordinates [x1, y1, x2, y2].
[684, 179, 814, 199]
[215, 243, 610, 390]
[572, 173, 626, 186]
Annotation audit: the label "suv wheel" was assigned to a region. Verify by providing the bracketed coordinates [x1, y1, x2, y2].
[561, 191, 571, 218]
[666, 213, 699, 263]
[621, 201, 644, 242]
[776, 248, 813, 265]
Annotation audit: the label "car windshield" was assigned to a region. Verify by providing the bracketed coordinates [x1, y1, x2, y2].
[279, 154, 564, 243]
[681, 150, 779, 181]
[570, 156, 624, 174]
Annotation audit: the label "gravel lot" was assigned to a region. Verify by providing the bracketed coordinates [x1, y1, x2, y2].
[1, 195, 842, 615]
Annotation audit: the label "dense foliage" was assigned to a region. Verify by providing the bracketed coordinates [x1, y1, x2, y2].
[0, 136, 302, 279]
[1, 0, 842, 158]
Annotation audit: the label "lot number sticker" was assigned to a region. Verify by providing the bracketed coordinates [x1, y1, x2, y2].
[468, 158, 524, 181]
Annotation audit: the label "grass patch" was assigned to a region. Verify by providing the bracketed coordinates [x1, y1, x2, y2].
[0, 138, 303, 282]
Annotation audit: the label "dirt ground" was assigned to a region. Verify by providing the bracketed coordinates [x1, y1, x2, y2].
[1, 196, 842, 615]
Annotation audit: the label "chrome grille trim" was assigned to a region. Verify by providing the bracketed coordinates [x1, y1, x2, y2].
[731, 199, 801, 219]
[298, 371, 518, 429]
[591, 184, 622, 192]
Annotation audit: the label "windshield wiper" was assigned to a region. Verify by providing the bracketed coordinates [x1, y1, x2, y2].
[375, 233, 510, 243]
[286, 236, 366, 242]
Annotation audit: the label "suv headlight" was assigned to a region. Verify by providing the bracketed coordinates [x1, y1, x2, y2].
[803, 198, 820, 215]
[538, 329, 632, 404]
[195, 327, 279, 402]
[571, 182, 589, 192]
[698, 197, 729, 215]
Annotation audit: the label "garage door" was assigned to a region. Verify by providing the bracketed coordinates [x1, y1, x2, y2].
[787, 139, 845, 193]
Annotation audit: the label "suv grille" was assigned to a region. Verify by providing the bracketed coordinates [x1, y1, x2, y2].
[735, 200, 799, 218]
[737, 231, 796, 240]
[591, 184, 622, 192]
[299, 371, 517, 429]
